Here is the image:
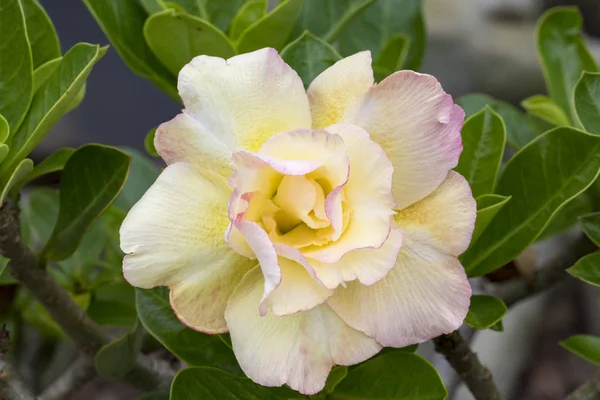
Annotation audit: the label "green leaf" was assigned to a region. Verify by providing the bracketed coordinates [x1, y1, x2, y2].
[145, 127, 159, 157]
[0, 159, 33, 204]
[20, 187, 59, 250]
[465, 295, 507, 330]
[0, 257, 9, 282]
[114, 147, 159, 211]
[338, 0, 425, 71]
[136, 287, 241, 373]
[0, 115, 8, 143]
[292, 0, 376, 41]
[229, 0, 267, 42]
[521, 95, 570, 127]
[0, 145, 8, 164]
[137, 392, 169, 400]
[203, 0, 247, 32]
[281, 31, 341, 87]
[538, 191, 593, 241]
[21, 0, 61, 69]
[373, 34, 409, 81]
[470, 194, 511, 244]
[462, 127, 600, 276]
[457, 93, 549, 150]
[574, 71, 600, 134]
[65, 83, 87, 114]
[1, 43, 106, 175]
[88, 282, 137, 326]
[83, 0, 179, 101]
[455, 107, 506, 198]
[567, 253, 600, 287]
[19, 147, 74, 185]
[95, 320, 145, 380]
[581, 212, 600, 246]
[0, 0, 33, 134]
[321, 367, 347, 397]
[489, 320, 504, 332]
[32, 57, 61, 93]
[330, 352, 447, 400]
[144, 9, 235, 76]
[170, 367, 279, 399]
[140, 0, 165, 14]
[560, 334, 600, 366]
[536, 7, 598, 125]
[236, 0, 304, 54]
[42, 145, 130, 261]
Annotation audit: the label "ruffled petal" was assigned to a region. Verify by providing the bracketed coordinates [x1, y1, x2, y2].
[344, 71, 465, 209]
[308, 52, 374, 129]
[120, 163, 252, 332]
[225, 267, 381, 395]
[177, 48, 311, 154]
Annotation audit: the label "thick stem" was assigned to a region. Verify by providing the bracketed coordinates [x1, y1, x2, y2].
[0, 359, 34, 400]
[434, 331, 502, 400]
[566, 371, 600, 400]
[37, 356, 96, 400]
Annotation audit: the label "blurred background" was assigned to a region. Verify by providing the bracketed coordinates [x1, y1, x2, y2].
[37, 0, 600, 399]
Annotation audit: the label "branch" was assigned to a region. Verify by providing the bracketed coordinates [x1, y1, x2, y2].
[434, 331, 502, 400]
[566, 370, 600, 400]
[0, 359, 34, 400]
[489, 233, 596, 308]
[37, 356, 95, 400]
[0, 201, 174, 391]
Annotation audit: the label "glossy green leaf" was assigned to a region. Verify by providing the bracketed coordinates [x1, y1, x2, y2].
[20, 147, 74, 185]
[170, 367, 279, 399]
[560, 334, 600, 365]
[330, 352, 447, 400]
[521, 95, 570, 127]
[95, 320, 145, 380]
[536, 7, 598, 125]
[292, 0, 376, 41]
[462, 128, 600, 276]
[0, 115, 8, 143]
[455, 107, 506, 198]
[490, 320, 504, 332]
[236, 0, 304, 54]
[470, 194, 511, 245]
[0, 145, 8, 164]
[338, 0, 425, 71]
[574, 71, 600, 134]
[2, 43, 106, 175]
[32, 57, 61, 93]
[567, 253, 600, 287]
[229, 0, 267, 41]
[538, 192, 593, 241]
[465, 295, 507, 330]
[136, 287, 241, 373]
[65, 83, 87, 114]
[43, 145, 130, 261]
[114, 147, 159, 211]
[457, 93, 549, 150]
[581, 212, 600, 247]
[373, 34, 409, 81]
[162, 0, 199, 15]
[144, 128, 159, 157]
[281, 31, 341, 87]
[0, 0, 33, 134]
[0, 158, 33, 204]
[20, 187, 59, 250]
[88, 282, 137, 326]
[83, 0, 179, 100]
[204, 0, 247, 32]
[144, 9, 235, 76]
[321, 367, 347, 397]
[21, 0, 61, 69]
[140, 0, 165, 14]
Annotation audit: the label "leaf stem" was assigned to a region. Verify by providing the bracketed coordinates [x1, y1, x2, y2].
[433, 331, 502, 400]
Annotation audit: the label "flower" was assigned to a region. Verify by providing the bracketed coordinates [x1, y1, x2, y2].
[120, 48, 476, 395]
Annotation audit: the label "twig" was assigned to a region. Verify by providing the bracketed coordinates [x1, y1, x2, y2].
[434, 331, 502, 400]
[489, 233, 596, 308]
[0, 201, 174, 391]
[0, 359, 34, 400]
[566, 370, 600, 400]
[37, 356, 95, 400]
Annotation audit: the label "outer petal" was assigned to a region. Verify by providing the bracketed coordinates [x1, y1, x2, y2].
[225, 268, 381, 395]
[120, 163, 253, 333]
[178, 48, 311, 154]
[311, 226, 403, 289]
[395, 171, 476, 256]
[308, 51, 374, 129]
[344, 71, 465, 209]
[327, 232, 471, 347]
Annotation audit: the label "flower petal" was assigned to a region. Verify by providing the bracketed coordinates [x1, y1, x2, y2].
[327, 232, 471, 347]
[120, 163, 253, 332]
[308, 51, 374, 129]
[395, 171, 476, 257]
[225, 267, 381, 395]
[311, 226, 403, 289]
[344, 71, 465, 209]
[178, 48, 311, 153]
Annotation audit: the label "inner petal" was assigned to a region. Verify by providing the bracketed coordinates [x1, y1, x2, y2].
[273, 175, 329, 229]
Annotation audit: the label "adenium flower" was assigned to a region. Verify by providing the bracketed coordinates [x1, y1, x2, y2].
[120, 48, 476, 395]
